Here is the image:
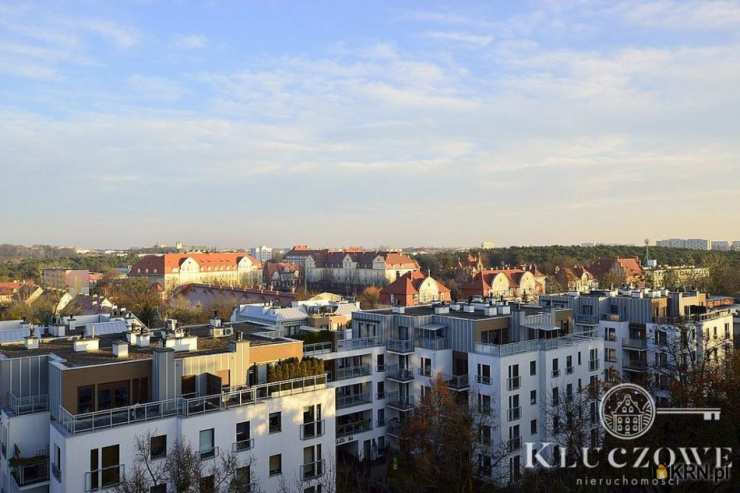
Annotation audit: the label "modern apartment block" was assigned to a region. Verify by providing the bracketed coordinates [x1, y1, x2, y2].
[539, 288, 734, 403]
[344, 301, 604, 484]
[0, 318, 335, 493]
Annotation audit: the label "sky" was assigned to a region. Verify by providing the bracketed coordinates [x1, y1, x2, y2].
[1, 0, 739, 249]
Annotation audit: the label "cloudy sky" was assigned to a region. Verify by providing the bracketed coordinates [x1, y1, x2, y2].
[1, 0, 739, 249]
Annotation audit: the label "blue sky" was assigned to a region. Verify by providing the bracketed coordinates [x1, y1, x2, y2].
[1, 0, 739, 249]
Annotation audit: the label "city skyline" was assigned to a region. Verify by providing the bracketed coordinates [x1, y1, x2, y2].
[2, 0, 740, 248]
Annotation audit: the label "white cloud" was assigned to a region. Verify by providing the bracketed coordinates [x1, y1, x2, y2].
[612, 0, 740, 30]
[423, 31, 494, 47]
[127, 75, 187, 102]
[173, 34, 207, 49]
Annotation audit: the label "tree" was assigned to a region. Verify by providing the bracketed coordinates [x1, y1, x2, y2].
[357, 286, 381, 309]
[114, 433, 254, 493]
[391, 375, 506, 492]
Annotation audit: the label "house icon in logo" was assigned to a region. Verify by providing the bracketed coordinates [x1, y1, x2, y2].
[611, 394, 646, 436]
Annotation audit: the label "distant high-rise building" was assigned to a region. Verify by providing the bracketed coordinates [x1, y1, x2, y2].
[251, 245, 274, 262]
[711, 240, 730, 251]
[656, 238, 714, 250]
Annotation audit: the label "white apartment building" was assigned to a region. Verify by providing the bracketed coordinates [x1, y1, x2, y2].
[540, 288, 734, 404]
[0, 318, 336, 493]
[250, 246, 274, 263]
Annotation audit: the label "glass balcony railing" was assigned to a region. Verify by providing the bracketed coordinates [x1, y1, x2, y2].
[385, 365, 414, 381]
[622, 338, 648, 350]
[334, 365, 371, 381]
[300, 420, 325, 440]
[336, 393, 371, 409]
[507, 406, 521, 421]
[11, 455, 49, 487]
[337, 337, 384, 351]
[232, 438, 254, 452]
[415, 337, 449, 351]
[300, 459, 325, 481]
[6, 393, 48, 416]
[507, 376, 520, 391]
[386, 392, 415, 411]
[336, 419, 372, 438]
[85, 464, 124, 492]
[60, 374, 327, 435]
[446, 374, 469, 389]
[476, 374, 491, 385]
[386, 339, 414, 353]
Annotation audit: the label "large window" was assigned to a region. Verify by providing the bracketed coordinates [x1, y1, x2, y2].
[235, 421, 251, 450]
[97, 380, 129, 410]
[78, 385, 94, 413]
[199, 429, 215, 459]
[269, 454, 282, 476]
[270, 412, 282, 434]
[150, 435, 167, 460]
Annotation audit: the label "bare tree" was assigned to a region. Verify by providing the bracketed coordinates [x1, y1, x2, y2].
[114, 433, 256, 493]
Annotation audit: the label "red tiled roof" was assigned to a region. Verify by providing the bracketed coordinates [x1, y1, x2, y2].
[131, 252, 260, 275]
[381, 271, 451, 297]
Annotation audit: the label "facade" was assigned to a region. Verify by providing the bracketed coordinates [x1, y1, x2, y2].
[284, 246, 419, 293]
[129, 253, 262, 294]
[552, 266, 597, 293]
[588, 257, 643, 285]
[379, 271, 451, 307]
[643, 265, 709, 288]
[41, 270, 90, 296]
[711, 240, 730, 251]
[539, 288, 734, 404]
[656, 238, 714, 250]
[0, 318, 335, 493]
[460, 267, 545, 301]
[0, 282, 22, 305]
[250, 246, 274, 263]
[263, 262, 301, 292]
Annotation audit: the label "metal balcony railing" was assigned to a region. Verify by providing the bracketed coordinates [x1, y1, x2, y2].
[623, 360, 647, 371]
[623, 338, 648, 350]
[59, 374, 327, 435]
[507, 376, 520, 390]
[232, 438, 254, 452]
[85, 464, 124, 491]
[303, 341, 332, 355]
[336, 393, 371, 409]
[300, 459, 325, 481]
[415, 337, 449, 351]
[386, 339, 414, 353]
[386, 392, 415, 411]
[476, 330, 599, 356]
[6, 393, 48, 416]
[300, 420, 325, 440]
[334, 365, 371, 381]
[386, 365, 414, 381]
[337, 337, 384, 351]
[446, 374, 469, 389]
[476, 374, 491, 385]
[336, 419, 372, 438]
[11, 455, 49, 487]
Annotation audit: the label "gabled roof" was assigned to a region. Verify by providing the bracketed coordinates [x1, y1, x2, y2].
[381, 271, 450, 297]
[131, 252, 260, 275]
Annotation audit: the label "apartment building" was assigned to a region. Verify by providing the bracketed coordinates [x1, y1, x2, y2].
[460, 267, 545, 301]
[0, 318, 335, 493]
[539, 288, 734, 403]
[41, 270, 90, 296]
[129, 253, 262, 294]
[284, 246, 419, 292]
[379, 271, 451, 307]
[346, 301, 603, 484]
[231, 299, 360, 336]
[250, 246, 274, 263]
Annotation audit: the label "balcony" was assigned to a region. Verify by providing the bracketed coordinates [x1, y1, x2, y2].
[85, 464, 124, 491]
[336, 418, 372, 439]
[386, 421, 402, 437]
[334, 365, 371, 381]
[507, 406, 521, 422]
[386, 338, 414, 354]
[623, 360, 648, 372]
[386, 392, 415, 411]
[337, 337, 383, 351]
[589, 360, 600, 371]
[300, 459, 325, 481]
[303, 341, 332, 356]
[415, 337, 449, 351]
[232, 438, 255, 453]
[11, 454, 49, 488]
[300, 420, 325, 440]
[446, 374, 469, 390]
[507, 376, 520, 391]
[336, 393, 371, 410]
[623, 338, 648, 350]
[476, 374, 491, 385]
[386, 365, 415, 382]
[507, 436, 522, 452]
[6, 393, 48, 416]
[476, 330, 599, 357]
[59, 374, 327, 435]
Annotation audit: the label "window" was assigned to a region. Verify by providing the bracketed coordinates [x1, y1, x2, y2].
[566, 384, 573, 402]
[269, 412, 282, 434]
[552, 358, 560, 377]
[233, 466, 251, 491]
[529, 360, 536, 376]
[605, 348, 617, 363]
[269, 454, 282, 476]
[480, 424, 491, 445]
[552, 387, 559, 406]
[477, 393, 491, 414]
[530, 419, 537, 435]
[150, 435, 167, 460]
[303, 445, 322, 480]
[89, 444, 120, 490]
[566, 355, 573, 374]
[713, 326, 718, 339]
[377, 354, 384, 371]
[510, 455, 521, 482]
[377, 381, 385, 400]
[420, 357, 432, 377]
[235, 421, 251, 450]
[378, 408, 385, 427]
[578, 351, 582, 365]
[530, 390, 536, 405]
[725, 323, 731, 339]
[477, 364, 491, 384]
[604, 327, 616, 341]
[507, 364, 520, 390]
[78, 385, 94, 413]
[199, 429, 215, 459]
[553, 416, 560, 434]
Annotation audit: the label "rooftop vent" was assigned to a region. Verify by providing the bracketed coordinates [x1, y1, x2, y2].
[392, 306, 405, 314]
[434, 306, 449, 314]
[112, 340, 129, 358]
[463, 305, 476, 313]
[165, 336, 198, 352]
[210, 326, 233, 338]
[450, 303, 461, 311]
[25, 336, 39, 350]
[74, 338, 100, 353]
